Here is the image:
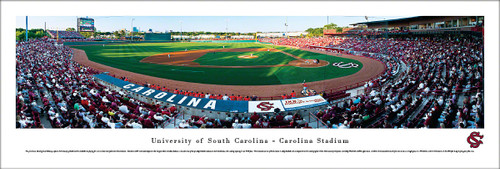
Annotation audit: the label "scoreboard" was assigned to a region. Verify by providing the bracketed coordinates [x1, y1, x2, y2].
[77, 17, 94, 32]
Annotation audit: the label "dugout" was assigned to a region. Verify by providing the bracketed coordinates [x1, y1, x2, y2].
[144, 32, 172, 41]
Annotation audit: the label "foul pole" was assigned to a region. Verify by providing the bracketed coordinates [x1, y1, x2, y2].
[25, 16, 28, 41]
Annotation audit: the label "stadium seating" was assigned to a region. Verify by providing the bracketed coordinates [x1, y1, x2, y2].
[47, 30, 85, 39]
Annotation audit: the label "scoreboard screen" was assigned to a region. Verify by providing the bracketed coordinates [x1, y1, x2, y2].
[79, 19, 94, 27]
[77, 18, 95, 32]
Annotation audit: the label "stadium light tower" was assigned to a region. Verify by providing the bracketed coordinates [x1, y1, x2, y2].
[226, 19, 229, 40]
[180, 21, 183, 41]
[131, 18, 135, 41]
[285, 16, 288, 39]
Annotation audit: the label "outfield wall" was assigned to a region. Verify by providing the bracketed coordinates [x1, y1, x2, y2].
[63, 41, 126, 46]
[65, 40, 254, 46]
[131, 40, 173, 43]
[144, 33, 171, 41]
[190, 40, 258, 43]
[258, 42, 273, 45]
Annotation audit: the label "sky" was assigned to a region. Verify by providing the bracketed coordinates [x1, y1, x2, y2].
[16, 16, 409, 33]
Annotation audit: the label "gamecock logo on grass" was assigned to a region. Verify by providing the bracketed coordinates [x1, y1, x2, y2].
[256, 102, 274, 111]
[332, 62, 359, 69]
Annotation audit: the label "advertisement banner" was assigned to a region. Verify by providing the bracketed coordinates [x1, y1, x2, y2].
[248, 100, 285, 113]
[281, 95, 328, 111]
[93, 74, 248, 112]
[94, 74, 327, 113]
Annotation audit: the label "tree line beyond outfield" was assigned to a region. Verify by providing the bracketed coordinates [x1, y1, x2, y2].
[306, 23, 346, 37]
[16, 22, 344, 41]
[16, 28, 46, 41]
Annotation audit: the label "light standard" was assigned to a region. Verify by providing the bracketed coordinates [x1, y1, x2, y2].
[179, 21, 182, 41]
[285, 16, 288, 39]
[225, 19, 229, 40]
[131, 18, 135, 41]
[180, 21, 183, 41]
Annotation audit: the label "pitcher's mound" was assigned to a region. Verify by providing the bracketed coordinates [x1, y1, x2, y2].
[238, 55, 258, 59]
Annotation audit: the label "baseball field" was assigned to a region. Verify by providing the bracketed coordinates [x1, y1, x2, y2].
[71, 42, 363, 85]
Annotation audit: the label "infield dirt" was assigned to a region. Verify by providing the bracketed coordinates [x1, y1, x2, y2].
[140, 48, 329, 68]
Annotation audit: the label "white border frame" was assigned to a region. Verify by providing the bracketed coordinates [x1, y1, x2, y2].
[1, 1, 499, 168]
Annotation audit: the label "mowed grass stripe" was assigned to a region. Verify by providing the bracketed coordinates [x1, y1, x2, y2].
[194, 51, 297, 66]
[72, 42, 362, 85]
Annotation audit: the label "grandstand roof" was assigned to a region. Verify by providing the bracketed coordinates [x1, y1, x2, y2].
[351, 16, 421, 26]
[350, 16, 475, 29]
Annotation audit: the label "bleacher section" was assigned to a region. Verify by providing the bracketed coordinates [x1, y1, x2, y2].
[47, 30, 85, 39]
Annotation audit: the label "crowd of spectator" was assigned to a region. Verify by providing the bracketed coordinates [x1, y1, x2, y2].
[260, 35, 483, 129]
[341, 29, 410, 36]
[16, 38, 180, 129]
[59, 39, 98, 42]
[92, 37, 121, 41]
[176, 112, 312, 129]
[259, 37, 344, 48]
[211, 38, 256, 40]
[47, 30, 85, 39]
[50, 37, 121, 43]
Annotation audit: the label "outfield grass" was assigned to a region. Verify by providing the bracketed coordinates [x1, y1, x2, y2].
[72, 42, 363, 85]
[194, 51, 297, 66]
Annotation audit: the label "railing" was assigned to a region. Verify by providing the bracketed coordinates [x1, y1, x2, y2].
[309, 111, 329, 128]
[257, 96, 282, 100]
[163, 111, 185, 128]
[426, 85, 483, 95]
